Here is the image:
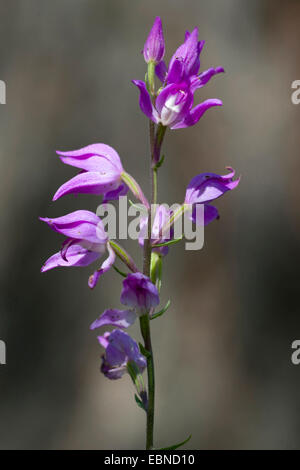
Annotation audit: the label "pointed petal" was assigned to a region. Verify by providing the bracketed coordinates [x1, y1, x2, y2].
[189, 39, 205, 77]
[155, 60, 167, 82]
[169, 27, 201, 79]
[166, 59, 184, 84]
[90, 309, 137, 330]
[40, 210, 107, 244]
[41, 244, 100, 272]
[143, 16, 165, 64]
[185, 170, 240, 205]
[171, 99, 222, 129]
[190, 67, 225, 93]
[56, 144, 123, 173]
[88, 242, 116, 289]
[53, 171, 121, 201]
[222, 167, 235, 180]
[132, 80, 157, 122]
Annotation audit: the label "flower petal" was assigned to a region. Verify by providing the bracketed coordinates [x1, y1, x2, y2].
[132, 80, 157, 122]
[88, 242, 116, 289]
[169, 28, 202, 79]
[166, 58, 184, 84]
[185, 169, 240, 205]
[41, 243, 100, 272]
[155, 60, 167, 82]
[56, 144, 123, 173]
[98, 332, 110, 348]
[120, 273, 160, 311]
[190, 204, 219, 225]
[107, 329, 147, 371]
[40, 210, 107, 244]
[90, 309, 137, 330]
[102, 182, 129, 204]
[143, 16, 165, 64]
[190, 67, 225, 93]
[53, 171, 121, 201]
[171, 99, 222, 129]
[155, 83, 193, 127]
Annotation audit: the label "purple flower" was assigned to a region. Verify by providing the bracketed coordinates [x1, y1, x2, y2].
[139, 205, 173, 256]
[156, 27, 224, 87]
[120, 273, 160, 313]
[99, 329, 147, 380]
[143, 17, 165, 64]
[133, 25, 224, 129]
[90, 309, 137, 330]
[132, 78, 222, 130]
[167, 28, 205, 81]
[53, 144, 128, 203]
[40, 210, 116, 288]
[184, 167, 240, 225]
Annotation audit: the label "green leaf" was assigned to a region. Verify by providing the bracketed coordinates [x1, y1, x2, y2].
[127, 361, 146, 399]
[134, 394, 147, 412]
[109, 240, 130, 265]
[153, 237, 183, 248]
[157, 434, 192, 450]
[151, 299, 171, 320]
[113, 265, 127, 278]
[139, 342, 151, 359]
[155, 154, 165, 169]
[129, 199, 147, 213]
[150, 251, 162, 286]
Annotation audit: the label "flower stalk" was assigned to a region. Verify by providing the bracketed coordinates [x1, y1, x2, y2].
[40, 16, 240, 451]
[138, 60, 165, 449]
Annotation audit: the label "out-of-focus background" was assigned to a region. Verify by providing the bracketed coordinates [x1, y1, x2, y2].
[0, 0, 300, 450]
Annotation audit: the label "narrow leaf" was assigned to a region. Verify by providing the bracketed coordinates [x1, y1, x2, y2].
[129, 199, 146, 212]
[151, 299, 171, 320]
[155, 154, 165, 169]
[157, 434, 192, 450]
[153, 237, 183, 248]
[134, 393, 147, 412]
[113, 265, 127, 278]
[139, 342, 151, 359]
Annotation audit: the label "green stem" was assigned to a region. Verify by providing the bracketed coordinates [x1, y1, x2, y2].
[141, 120, 156, 450]
[139, 314, 155, 450]
[140, 62, 166, 450]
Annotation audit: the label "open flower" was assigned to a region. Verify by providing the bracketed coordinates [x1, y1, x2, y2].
[133, 25, 224, 129]
[143, 16, 165, 65]
[184, 167, 240, 225]
[138, 205, 174, 256]
[40, 210, 116, 288]
[53, 143, 128, 203]
[99, 329, 147, 380]
[132, 78, 222, 130]
[120, 273, 160, 313]
[90, 309, 137, 331]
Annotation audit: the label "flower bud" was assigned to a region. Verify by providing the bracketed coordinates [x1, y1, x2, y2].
[120, 273, 160, 314]
[143, 17, 165, 64]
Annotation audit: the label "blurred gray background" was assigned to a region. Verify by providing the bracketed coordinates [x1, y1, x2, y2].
[0, 0, 300, 450]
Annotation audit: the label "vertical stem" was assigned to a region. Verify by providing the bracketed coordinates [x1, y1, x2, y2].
[140, 118, 156, 450]
[140, 62, 166, 450]
[139, 313, 155, 450]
